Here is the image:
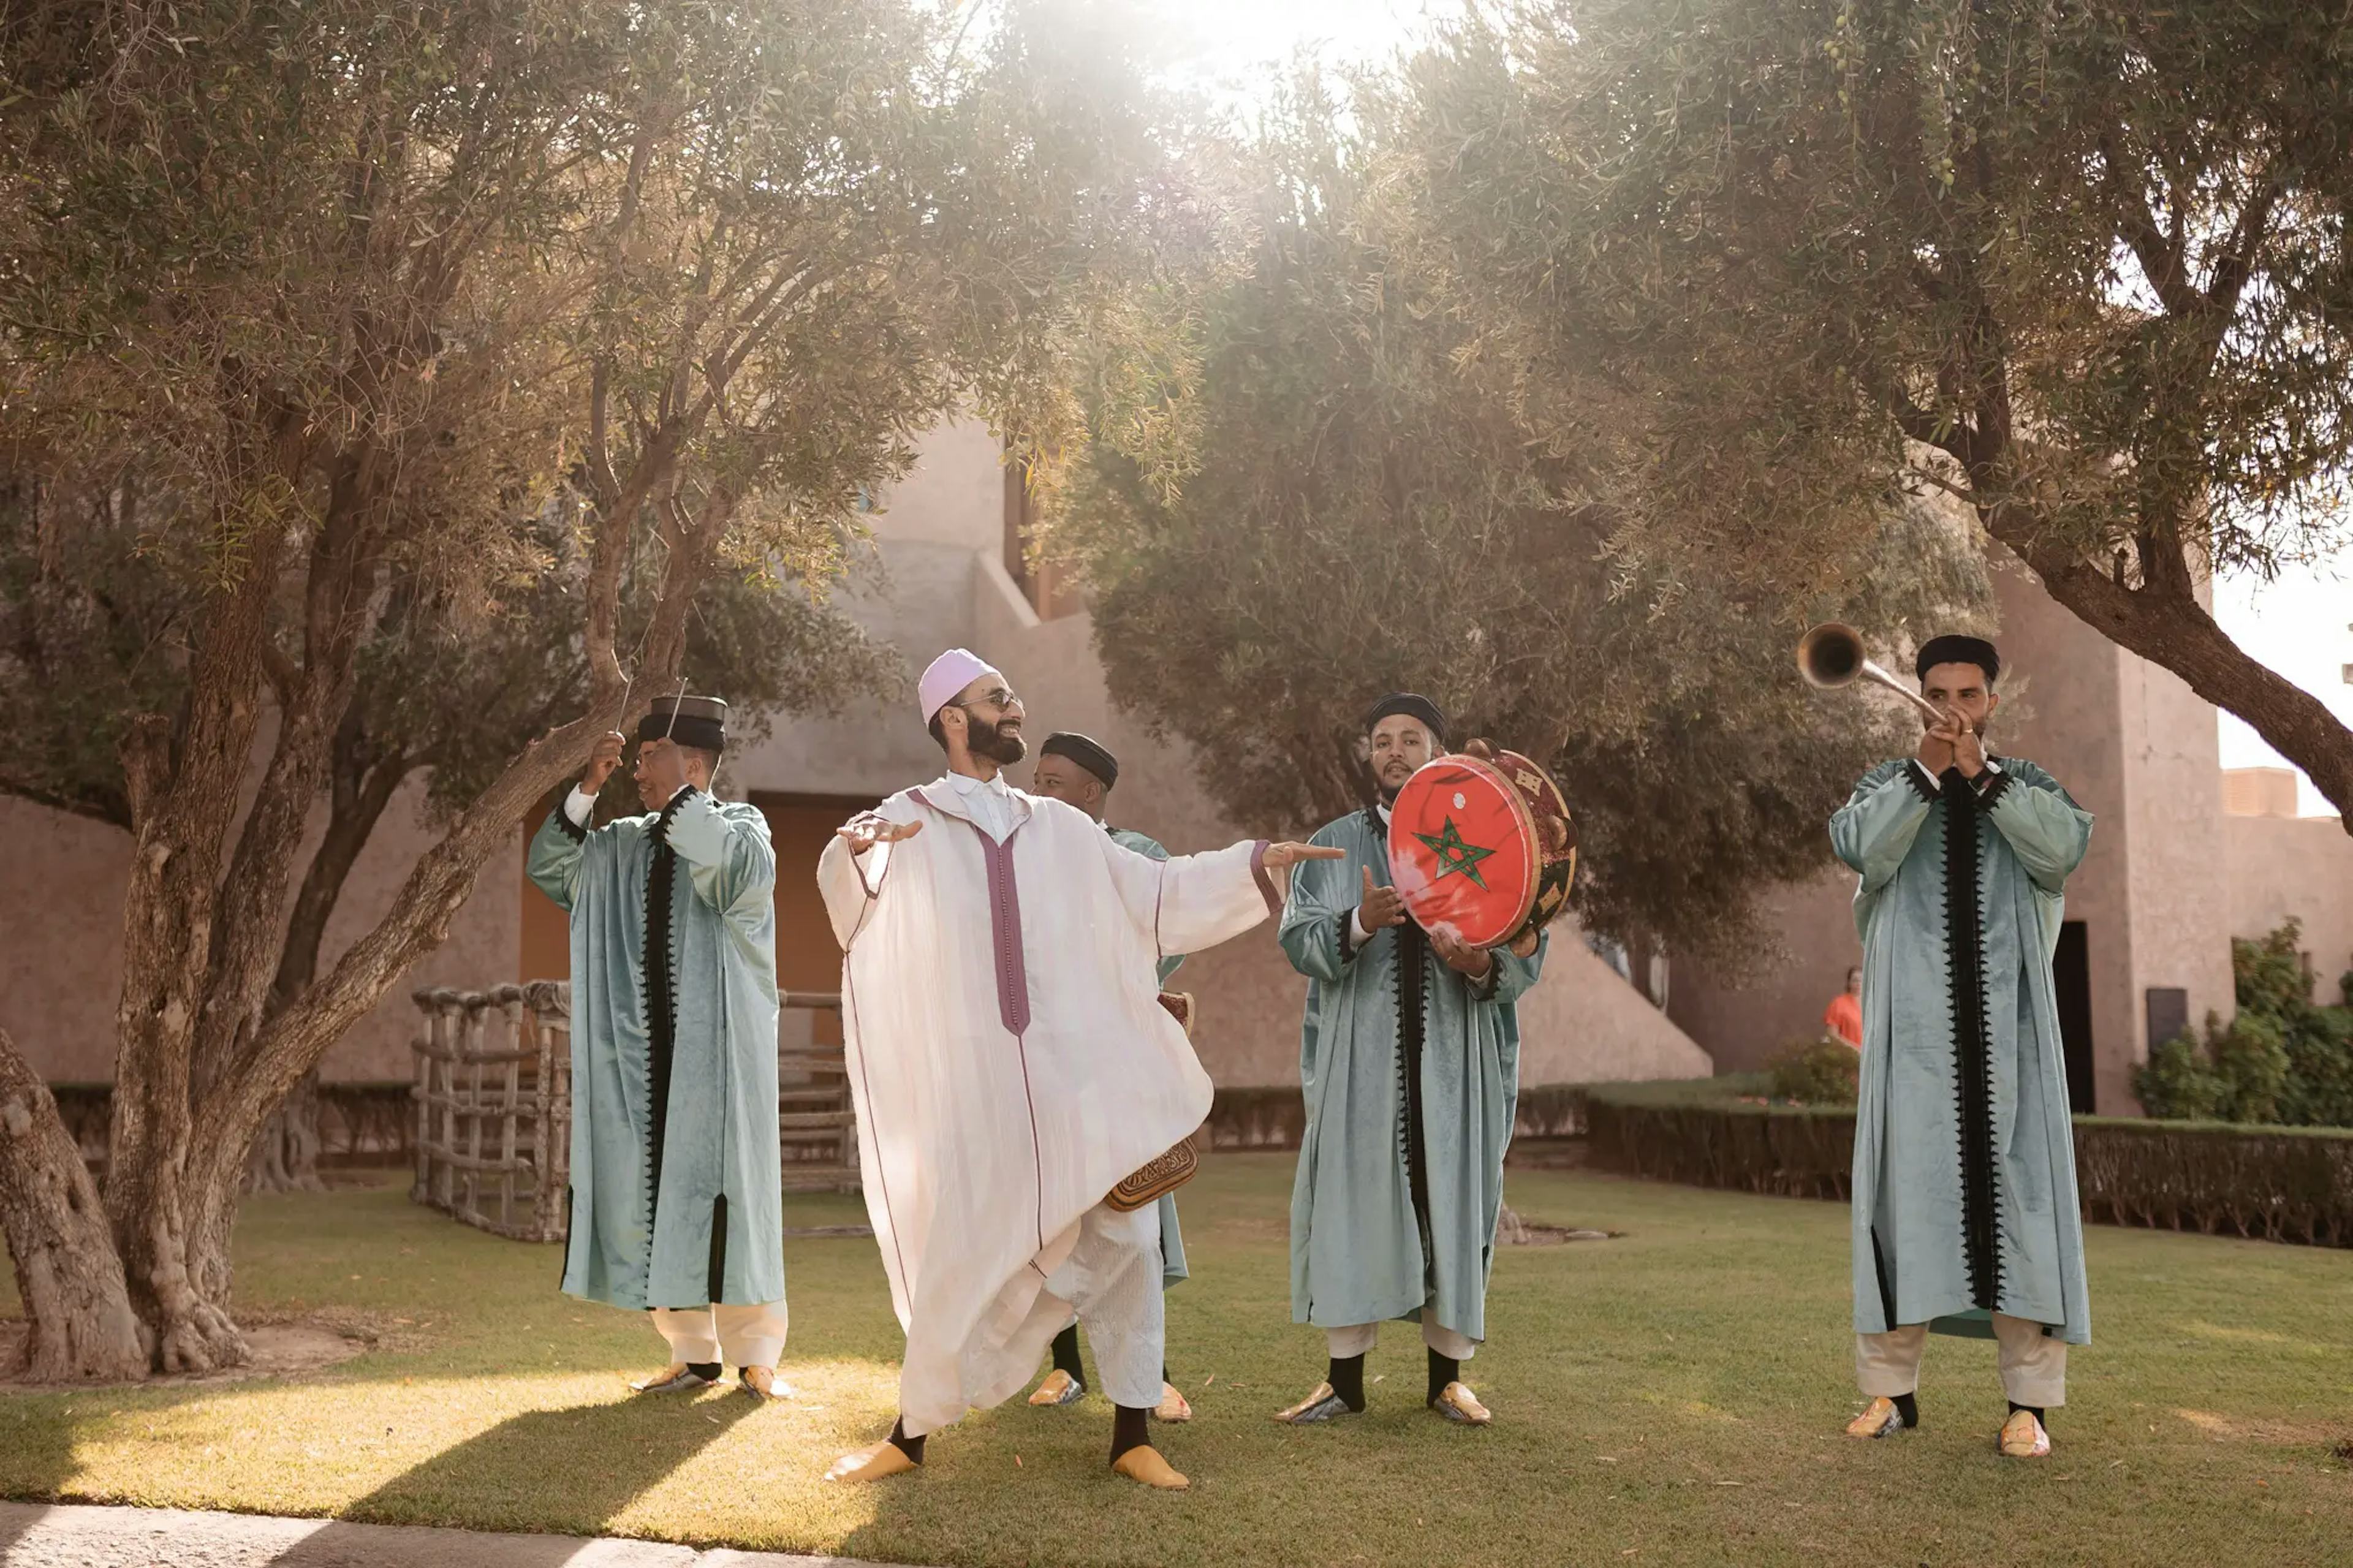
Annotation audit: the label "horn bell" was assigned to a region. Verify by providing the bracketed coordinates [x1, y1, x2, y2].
[1797, 621, 1866, 689]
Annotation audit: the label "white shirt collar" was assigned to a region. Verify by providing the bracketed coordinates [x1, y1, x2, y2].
[945, 769, 1009, 796]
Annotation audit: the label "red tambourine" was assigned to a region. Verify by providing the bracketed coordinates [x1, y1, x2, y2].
[1387, 748, 1577, 949]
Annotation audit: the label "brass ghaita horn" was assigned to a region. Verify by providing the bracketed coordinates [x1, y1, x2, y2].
[1797, 623, 1947, 724]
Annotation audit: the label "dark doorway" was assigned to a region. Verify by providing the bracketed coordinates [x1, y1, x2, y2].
[2054, 921, 2095, 1113]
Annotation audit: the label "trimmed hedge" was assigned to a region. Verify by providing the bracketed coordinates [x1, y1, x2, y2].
[1202, 1080, 1617, 1151]
[1584, 1091, 2353, 1248]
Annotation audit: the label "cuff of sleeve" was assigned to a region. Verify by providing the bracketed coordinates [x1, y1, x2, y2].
[1903, 763, 1941, 803]
[1249, 840, 1281, 915]
[1468, 960, 1502, 999]
[551, 801, 589, 843]
[1974, 769, 2014, 806]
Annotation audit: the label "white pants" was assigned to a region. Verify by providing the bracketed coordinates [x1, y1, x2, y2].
[1855, 1314, 2067, 1407]
[652, 1300, 789, 1369]
[1040, 1201, 1165, 1410]
[1325, 1319, 1478, 1363]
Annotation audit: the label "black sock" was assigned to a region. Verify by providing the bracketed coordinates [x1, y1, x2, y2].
[1110, 1403, 1151, 1463]
[1892, 1392, 1919, 1428]
[1427, 1349, 1461, 1404]
[1327, 1353, 1367, 1412]
[887, 1415, 925, 1464]
[2008, 1401, 2044, 1423]
[686, 1361, 721, 1382]
[1050, 1325, 1085, 1384]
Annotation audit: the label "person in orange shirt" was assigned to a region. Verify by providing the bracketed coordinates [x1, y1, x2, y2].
[1825, 965, 1863, 1048]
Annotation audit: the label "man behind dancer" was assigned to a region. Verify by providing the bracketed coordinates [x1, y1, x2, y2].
[1275, 693, 1546, 1428]
[816, 650, 1341, 1491]
[1831, 635, 2093, 1458]
[1025, 729, 1192, 1423]
[526, 694, 787, 1400]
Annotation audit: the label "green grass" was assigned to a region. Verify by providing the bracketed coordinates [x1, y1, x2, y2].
[2, 1157, 2349, 1567]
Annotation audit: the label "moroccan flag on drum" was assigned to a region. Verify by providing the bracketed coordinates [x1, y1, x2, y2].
[1387, 750, 1577, 949]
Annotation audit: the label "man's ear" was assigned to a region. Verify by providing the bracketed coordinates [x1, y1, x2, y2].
[1984, 691, 2001, 721]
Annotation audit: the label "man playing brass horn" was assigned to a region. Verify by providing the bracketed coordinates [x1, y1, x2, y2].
[1273, 693, 1547, 1428]
[1830, 635, 2094, 1459]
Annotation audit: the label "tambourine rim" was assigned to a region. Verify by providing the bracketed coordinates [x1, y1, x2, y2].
[1388, 753, 1542, 949]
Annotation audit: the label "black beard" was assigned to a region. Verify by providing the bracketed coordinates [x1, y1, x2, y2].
[968, 714, 1026, 766]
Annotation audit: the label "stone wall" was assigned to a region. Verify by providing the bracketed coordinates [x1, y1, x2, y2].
[2226, 814, 2353, 998]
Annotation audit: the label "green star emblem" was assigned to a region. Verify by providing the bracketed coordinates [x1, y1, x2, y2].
[1414, 816, 1496, 890]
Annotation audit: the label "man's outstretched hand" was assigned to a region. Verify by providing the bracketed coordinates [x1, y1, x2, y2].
[1262, 841, 1347, 872]
[1355, 863, 1407, 931]
[837, 813, 923, 856]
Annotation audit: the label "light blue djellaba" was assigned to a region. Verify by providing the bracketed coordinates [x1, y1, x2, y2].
[1108, 824, 1189, 1289]
[1279, 808, 1545, 1344]
[526, 789, 784, 1314]
[1832, 757, 2094, 1348]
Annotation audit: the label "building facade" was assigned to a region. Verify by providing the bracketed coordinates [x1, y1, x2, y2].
[12, 422, 2344, 1102]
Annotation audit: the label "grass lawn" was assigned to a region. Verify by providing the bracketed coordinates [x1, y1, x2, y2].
[2, 1156, 2348, 1567]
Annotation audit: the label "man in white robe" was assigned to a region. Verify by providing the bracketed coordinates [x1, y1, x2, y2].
[817, 649, 1340, 1491]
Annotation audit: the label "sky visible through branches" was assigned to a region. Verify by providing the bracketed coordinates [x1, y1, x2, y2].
[1173, 0, 2351, 816]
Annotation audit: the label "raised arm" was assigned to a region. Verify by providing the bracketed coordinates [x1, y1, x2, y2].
[1829, 762, 1936, 894]
[664, 792, 776, 928]
[817, 803, 923, 948]
[1979, 762, 2093, 892]
[525, 807, 589, 914]
[525, 729, 629, 912]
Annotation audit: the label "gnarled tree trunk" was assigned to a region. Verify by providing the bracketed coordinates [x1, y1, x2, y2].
[0, 1028, 145, 1381]
[105, 537, 287, 1375]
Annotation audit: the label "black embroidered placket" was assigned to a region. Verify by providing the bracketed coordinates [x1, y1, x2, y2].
[1938, 766, 2005, 1311]
[642, 788, 694, 1270]
[1368, 808, 1438, 1284]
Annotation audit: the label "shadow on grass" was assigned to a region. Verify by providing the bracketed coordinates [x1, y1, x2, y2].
[272, 1389, 760, 1562]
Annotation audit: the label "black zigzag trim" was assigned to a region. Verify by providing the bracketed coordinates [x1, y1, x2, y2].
[640, 787, 695, 1284]
[1975, 768, 2015, 807]
[1903, 763, 1941, 804]
[1939, 767, 2004, 1311]
[1371, 809, 1437, 1284]
[551, 803, 589, 843]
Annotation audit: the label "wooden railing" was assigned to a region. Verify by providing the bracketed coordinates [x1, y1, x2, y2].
[409, 982, 856, 1243]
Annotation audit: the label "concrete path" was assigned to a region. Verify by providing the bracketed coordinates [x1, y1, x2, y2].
[0, 1502, 896, 1568]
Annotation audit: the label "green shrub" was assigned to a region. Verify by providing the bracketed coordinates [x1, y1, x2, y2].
[2132, 922, 2353, 1128]
[2134, 1031, 2225, 1121]
[2281, 1003, 2353, 1129]
[1766, 1037, 1860, 1106]
[2210, 1010, 2292, 1124]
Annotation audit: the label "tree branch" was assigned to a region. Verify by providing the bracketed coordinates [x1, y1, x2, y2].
[2100, 131, 2199, 316]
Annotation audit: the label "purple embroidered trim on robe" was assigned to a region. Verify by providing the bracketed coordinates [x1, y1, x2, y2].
[911, 789, 1032, 1034]
[1250, 839, 1279, 914]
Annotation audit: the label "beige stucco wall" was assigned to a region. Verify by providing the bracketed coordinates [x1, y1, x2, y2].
[729, 417, 1715, 1088]
[2226, 814, 2353, 998]
[1665, 868, 1860, 1075]
[0, 780, 517, 1084]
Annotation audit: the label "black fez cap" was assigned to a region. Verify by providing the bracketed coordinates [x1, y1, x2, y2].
[1039, 731, 1119, 789]
[638, 694, 728, 753]
[1914, 635, 2001, 686]
[1362, 692, 1447, 746]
